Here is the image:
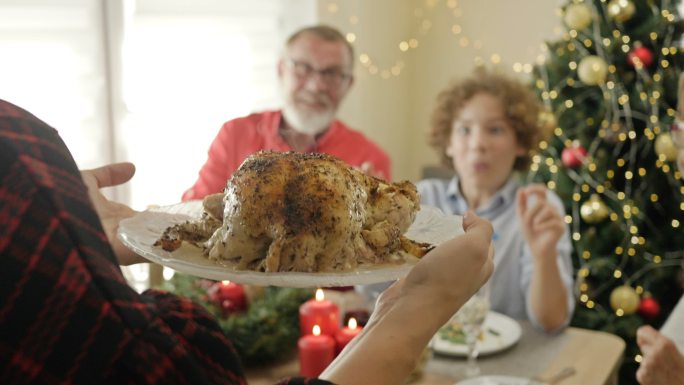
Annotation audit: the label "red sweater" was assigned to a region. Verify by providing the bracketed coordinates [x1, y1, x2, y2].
[183, 110, 391, 200]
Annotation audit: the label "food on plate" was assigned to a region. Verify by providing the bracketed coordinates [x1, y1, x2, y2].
[437, 322, 500, 344]
[156, 151, 433, 272]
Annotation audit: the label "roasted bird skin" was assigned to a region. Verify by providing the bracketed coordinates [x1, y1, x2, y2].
[158, 151, 428, 272]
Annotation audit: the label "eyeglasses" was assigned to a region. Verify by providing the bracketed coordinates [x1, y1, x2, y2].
[285, 59, 352, 88]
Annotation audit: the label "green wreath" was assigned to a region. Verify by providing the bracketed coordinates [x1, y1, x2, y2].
[160, 273, 313, 365]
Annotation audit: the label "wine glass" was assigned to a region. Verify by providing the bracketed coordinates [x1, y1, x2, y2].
[451, 285, 490, 378]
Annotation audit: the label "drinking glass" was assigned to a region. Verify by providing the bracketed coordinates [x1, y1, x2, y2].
[451, 285, 490, 378]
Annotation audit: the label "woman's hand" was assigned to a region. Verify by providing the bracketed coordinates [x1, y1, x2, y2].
[370, 212, 494, 325]
[81, 162, 145, 265]
[636, 325, 684, 385]
[321, 213, 494, 385]
[398, 211, 494, 314]
[517, 184, 565, 261]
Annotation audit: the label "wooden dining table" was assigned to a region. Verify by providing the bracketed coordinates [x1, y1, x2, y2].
[417, 322, 625, 385]
[245, 321, 625, 385]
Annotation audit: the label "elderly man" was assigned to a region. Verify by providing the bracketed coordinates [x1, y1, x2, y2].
[183, 25, 391, 201]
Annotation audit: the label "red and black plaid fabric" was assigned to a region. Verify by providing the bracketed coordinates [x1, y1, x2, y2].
[0, 100, 333, 385]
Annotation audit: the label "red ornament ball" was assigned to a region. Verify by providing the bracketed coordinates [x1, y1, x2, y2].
[628, 45, 654, 68]
[207, 280, 247, 312]
[561, 146, 587, 168]
[638, 297, 661, 319]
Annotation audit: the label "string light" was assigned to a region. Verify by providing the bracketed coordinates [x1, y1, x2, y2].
[327, 0, 559, 78]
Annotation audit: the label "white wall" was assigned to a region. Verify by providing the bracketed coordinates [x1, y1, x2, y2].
[319, 0, 562, 181]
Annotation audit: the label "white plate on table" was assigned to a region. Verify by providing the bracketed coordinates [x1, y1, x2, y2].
[432, 311, 522, 356]
[455, 375, 532, 385]
[118, 201, 462, 288]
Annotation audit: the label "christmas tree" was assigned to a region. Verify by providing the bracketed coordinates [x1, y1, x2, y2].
[530, 1, 684, 383]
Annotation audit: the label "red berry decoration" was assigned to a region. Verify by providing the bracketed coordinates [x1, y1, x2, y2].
[208, 280, 247, 313]
[638, 297, 661, 319]
[561, 146, 587, 168]
[628, 45, 654, 68]
[220, 298, 241, 318]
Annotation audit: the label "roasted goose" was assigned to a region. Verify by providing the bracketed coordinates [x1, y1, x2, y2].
[156, 151, 432, 272]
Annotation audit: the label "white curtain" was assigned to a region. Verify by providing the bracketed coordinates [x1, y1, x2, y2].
[0, 0, 316, 290]
[0, 0, 315, 207]
[0, 0, 112, 170]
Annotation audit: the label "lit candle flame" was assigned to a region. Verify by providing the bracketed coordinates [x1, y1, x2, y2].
[315, 288, 324, 301]
[312, 325, 321, 336]
[348, 317, 358, 330]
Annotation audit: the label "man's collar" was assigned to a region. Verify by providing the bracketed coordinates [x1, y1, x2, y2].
[446, 175, 519, 213]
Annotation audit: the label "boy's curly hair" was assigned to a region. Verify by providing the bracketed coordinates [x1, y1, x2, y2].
[429, 67, 549, 171]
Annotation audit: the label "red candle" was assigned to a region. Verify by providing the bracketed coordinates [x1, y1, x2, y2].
[208, 280, 246, 312]
[298, 325, 335, 377]
[299, 289, 340, 336]
[334, 317, 363, 354]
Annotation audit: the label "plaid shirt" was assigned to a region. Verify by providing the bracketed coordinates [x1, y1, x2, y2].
[0, 99, 332, 385]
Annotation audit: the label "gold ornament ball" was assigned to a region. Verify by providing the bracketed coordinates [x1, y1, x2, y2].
[564, 3, 593, 30]
[538, 110, 557, 131]
[610, 285, 640, 314]
[607, 0, 636, 22]
[655, 133, 678, 161]
[578, 55, 608, 85]
[580, 194, 610, 224]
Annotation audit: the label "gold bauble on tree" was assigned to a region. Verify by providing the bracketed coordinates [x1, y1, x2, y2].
[577, 55, 608, 85]
[580, 194, 610, 224]
[537, 110, 557, 132]
[607, 0, 636, 22]
[610, 285, 640, 314]
[654, 132, 678, 161]
[564, 3, 593, 30]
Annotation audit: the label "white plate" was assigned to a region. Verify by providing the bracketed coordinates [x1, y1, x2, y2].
[455, 375, 532, 385]
[432, 311, 522, 357]
[118, 201, 463, 287]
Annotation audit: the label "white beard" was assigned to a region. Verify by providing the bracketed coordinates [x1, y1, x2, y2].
[282, 96, 336, 136]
